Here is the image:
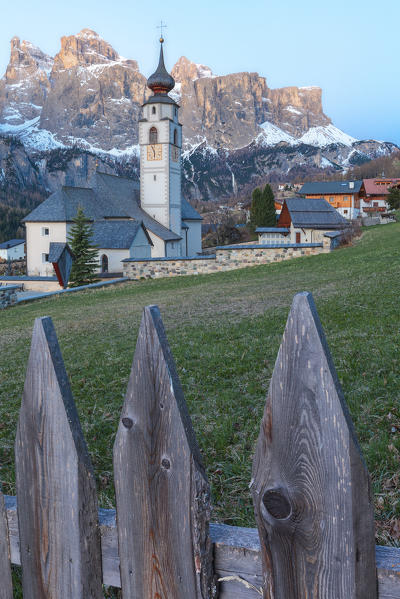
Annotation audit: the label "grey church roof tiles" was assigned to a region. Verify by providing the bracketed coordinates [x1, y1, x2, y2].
[300, 180, 363, 195]
[181, 198, 203, 220]
[91, 221, 153, 249]
[285, 197, 349, 229]
[23, 172, 190, 242]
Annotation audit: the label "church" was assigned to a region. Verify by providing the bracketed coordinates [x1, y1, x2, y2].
[23, 38, 202, 276]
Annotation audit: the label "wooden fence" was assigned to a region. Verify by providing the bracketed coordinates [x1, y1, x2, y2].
[1, 292, 400, 598]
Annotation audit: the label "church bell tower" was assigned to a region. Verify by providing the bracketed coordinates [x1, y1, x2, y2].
[139, 37, 182, 241]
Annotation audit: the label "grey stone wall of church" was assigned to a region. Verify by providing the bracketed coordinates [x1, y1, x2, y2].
[123, 241, 329, 280]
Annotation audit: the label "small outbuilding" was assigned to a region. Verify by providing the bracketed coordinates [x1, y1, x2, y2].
[276, 197, 349, 244]
[0, 239, 25, 261]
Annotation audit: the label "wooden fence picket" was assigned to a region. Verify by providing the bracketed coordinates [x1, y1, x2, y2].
[0, 490, 13, 599]
[113, 305, 215, 598]
[14, 316, 103, 598]
[251, 292, 377, 599]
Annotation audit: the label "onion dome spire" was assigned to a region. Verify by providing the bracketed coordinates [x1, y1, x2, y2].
[147, 37, 175, 95]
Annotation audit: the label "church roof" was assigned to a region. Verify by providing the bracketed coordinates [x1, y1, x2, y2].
[91, 220, 153, 249]
[146, 40, 175, 95]
[23, 172, 182, 242]
[182, 198, 203, 221]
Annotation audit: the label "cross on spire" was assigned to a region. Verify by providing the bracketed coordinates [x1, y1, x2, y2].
[157, 20, 167, 41]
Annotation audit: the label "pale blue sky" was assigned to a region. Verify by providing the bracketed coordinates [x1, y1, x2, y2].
[1, 0, 399, 143]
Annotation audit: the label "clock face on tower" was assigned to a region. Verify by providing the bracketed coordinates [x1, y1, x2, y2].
[147, 144, 162, 161]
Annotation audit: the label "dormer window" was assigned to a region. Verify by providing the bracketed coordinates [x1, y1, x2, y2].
[152, 106, 156, 115]
[149, 126, 158, 144]
[174, 129, 178, 145]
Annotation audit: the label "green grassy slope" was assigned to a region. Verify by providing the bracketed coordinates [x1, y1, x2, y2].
[1, 223, 399, 545]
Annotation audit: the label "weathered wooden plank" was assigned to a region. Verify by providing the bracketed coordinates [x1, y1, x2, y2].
[251, 291, 377, 599]
[15, 316, 103, 598]
[0, 491, 13, 599]
[4, 500, 400, 597]
[113, 305, 215, 598]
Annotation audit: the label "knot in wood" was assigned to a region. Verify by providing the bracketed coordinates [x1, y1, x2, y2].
[262, 488, 291, 520]
[161, 458, 171, 470]
[122, 417, 133, 429]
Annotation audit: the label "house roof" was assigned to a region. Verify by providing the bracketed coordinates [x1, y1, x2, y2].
[91, 221, 153, 249]
[300, 181, 363, 195]
[23, 172, 183, 242]
[256, 227, 290, 233]
[284, 197, 349, 229]
[363, 178, 400, 196]
[0, 239, 25, 249]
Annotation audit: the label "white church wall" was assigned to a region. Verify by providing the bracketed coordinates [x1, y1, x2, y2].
[26, 222, 67, 276]
[97, 249, 127, 273]
[139, 120, 170, 145]
[148, 231, 166, 258]
[185, 221, 202, 256]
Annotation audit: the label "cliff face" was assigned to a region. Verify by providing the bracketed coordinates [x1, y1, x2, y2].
[171, 57, 331, 149]
[0, 32, 336, 152]
[39, 29, 148, 150]
[0, 37, 52, 125]
[0, 29, 397, 206]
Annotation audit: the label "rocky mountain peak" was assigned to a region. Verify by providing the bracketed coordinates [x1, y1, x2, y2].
[5, 36, 53, 83]
[53, 29, 131, 70]
[171, 56, 213, 82]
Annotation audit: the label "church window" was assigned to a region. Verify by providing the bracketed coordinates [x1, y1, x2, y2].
[41, 227, 49, 236]
[152, 106, 156, 115]
[174, 129, 178, 145]
[153, 175, 157, 181]
[101, 254, 109, 273]
[149, 126, 158, 144]
[42, 253, 49, 263]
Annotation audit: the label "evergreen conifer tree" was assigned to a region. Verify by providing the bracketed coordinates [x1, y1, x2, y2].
[262, 183, 277, 227]
[387, 187, 400, 211]
[250, 184, 277, 231]
[67, 207, 99, 287]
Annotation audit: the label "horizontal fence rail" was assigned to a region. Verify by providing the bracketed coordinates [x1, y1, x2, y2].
[1, 292, 399, 597]
[4, 497, 400, 599]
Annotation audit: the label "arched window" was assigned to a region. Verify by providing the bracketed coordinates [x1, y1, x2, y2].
[173, 129, 178, 145]
[152, 106, 156, 115]
[101, 254, 108, 273]
[149, 127, 158, 144]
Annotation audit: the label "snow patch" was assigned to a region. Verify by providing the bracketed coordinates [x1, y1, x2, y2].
[257, 121, 296, 146]
[320, 156, 335, 168]
[195, 64, 213, 79]
[299, 124, 357, 147]
[0, 116, 65, 151]
[285, 106, 302, 115]
[182, 137, 218, 158]
[169, 82, 182, 103]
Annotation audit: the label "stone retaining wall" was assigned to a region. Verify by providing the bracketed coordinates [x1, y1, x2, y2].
[123, 242, 328, 281]
[0, 285, 21, 309]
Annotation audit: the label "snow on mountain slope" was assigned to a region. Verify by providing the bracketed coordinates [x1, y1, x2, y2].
[258, 121, 296, 145]
[0, 117, 63, 151]
[299, 124, 357, 147]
